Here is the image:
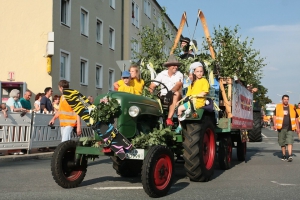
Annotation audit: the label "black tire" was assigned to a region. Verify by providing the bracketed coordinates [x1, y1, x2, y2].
[248, 111, 262, 142]
[111, 156, 142, 177]
[182, 119, 216, 182]
[218, 135, 232, 170]
[141, 145, 174, 198]
[237, 139, 247, 161]
[51, 141, 87, 188]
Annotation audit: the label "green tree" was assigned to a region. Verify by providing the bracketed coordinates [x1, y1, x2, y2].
[253, 84, 272, 106]
[131, 8, 174, 82]
[200, 25, 266, 86]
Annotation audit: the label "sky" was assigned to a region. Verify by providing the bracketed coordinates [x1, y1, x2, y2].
[157, 0, 300, 104]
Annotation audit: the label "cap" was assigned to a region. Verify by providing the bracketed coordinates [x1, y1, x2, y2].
[189, 62, 203, 73]
[121, 71, 130, 78]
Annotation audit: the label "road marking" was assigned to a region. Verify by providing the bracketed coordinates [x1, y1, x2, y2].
[271, 181, 296, 186]
[91, 187, 143, 190]
[262, 133, 267, 138]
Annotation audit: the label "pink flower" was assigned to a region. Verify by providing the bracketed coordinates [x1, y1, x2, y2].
[100, 97, 109, 104]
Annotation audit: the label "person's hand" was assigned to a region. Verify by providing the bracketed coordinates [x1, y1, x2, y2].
[76, 126, 82, 136]
[272, 126, 277, 131]
[49, 119, 55, 126]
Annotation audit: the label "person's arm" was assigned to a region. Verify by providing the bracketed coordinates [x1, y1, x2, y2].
[40, 97, 48, 113]
[76, 115, 82, 136]
[272, 109, 277, 130]
[49, 112, 59, 125]
[170, 72, 184, 92]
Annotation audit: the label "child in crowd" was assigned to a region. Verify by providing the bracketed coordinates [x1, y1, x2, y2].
[175, 62, 210, 133]
[118, 71, 136, 94]
[0, 103, 8, 118]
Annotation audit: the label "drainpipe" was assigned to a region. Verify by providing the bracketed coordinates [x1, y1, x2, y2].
[121, 0, 124, 60]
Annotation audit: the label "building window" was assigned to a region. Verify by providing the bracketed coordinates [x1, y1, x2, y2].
[158, 16, 162, 28]
[109, 0, 115, 9]
[96, 19, 103, 44]
[96, 64, 103, 88]
[60, 50, 70, 81]
[144, 0, 151, 18]
[131, 1, 139, 28]
[80, 8, 89, 36]
[80, 58, 88, 85]
[153, 8, 156, 16]
[108, 69, 115, 91]
[109, 27, 115, 50]
[61, 0, 71, 26]
[131, 37, 139, 61]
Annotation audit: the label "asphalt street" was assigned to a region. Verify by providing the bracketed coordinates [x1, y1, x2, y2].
[1, 128, 300, 200]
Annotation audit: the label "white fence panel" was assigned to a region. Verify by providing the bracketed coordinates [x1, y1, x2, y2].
[0, 113, 32, 150]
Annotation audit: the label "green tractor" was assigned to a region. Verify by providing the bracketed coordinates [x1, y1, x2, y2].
[51, 78, 250, 198]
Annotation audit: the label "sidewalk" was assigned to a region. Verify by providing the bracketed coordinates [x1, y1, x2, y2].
[0, 148, 54, 162]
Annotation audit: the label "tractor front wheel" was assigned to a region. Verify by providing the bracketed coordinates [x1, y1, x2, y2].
[141, 145, 174, 198]
[51, 141, 87, 188]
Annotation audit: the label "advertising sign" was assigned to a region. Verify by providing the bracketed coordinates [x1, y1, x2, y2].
[231, 82, 253, 129]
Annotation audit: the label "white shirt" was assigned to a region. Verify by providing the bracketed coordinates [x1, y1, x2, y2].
[154, 70, 183, 95]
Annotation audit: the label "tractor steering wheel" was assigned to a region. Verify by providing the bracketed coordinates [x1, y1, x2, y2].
[143, 80, 169, 99]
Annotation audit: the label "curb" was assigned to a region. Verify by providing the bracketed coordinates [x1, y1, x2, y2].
[0, 152, 53, 162]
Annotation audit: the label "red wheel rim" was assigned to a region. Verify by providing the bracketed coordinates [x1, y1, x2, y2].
[153, 154, 172, 190]
[66, 170, 83, 181]
[203, 128, 215, 170]
[62, 150, 83, 181]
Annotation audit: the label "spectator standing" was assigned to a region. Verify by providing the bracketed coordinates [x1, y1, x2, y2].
[34, 93, 44, 112]
[49, 80, 82, 142]
[0, 103, 8, 118]
[88, 96, 94, 104]
[52, 95, 60, 113]
[296, 103, 300, 140]
[272, 95, 300, 162]
[118, 71, 136, 94]
[20, 89, 32, 112]
[6, 89, 24, 112]
[40, 87, 53, 113]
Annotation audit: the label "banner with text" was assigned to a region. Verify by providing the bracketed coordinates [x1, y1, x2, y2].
[231, 82, 253, 129]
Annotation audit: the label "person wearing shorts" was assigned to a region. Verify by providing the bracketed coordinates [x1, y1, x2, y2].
[273, 94, 300, 162]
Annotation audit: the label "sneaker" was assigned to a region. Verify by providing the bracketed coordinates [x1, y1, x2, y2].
[166, 118, 174, 126]
[288, 156, 293, 162]
[175, 125, 182, 133]
[281, 155, 286, 161]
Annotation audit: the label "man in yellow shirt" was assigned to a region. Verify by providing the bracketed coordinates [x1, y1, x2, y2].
[118, 71, 135, 94]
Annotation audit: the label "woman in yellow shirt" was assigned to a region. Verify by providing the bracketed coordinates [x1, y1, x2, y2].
[176, 62, 209, 132]
[118, 71, 135, 94]
[114, 64, 144, 95]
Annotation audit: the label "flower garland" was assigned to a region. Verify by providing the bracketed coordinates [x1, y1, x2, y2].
[90, 96, 120, 124]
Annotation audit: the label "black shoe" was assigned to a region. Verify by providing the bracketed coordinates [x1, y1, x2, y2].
[281, 155, 286, 161]
[288, 156, 293, 162]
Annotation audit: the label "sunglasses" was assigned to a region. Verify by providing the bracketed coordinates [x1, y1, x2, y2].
[123, 77, 129, 79]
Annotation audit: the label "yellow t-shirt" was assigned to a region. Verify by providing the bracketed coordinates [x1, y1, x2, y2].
[118, 85, 135, 94]
[186, 78, 210, 109]
[117, 78, 144, 95]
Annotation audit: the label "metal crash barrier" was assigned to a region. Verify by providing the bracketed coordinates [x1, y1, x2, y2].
[0, 112, 94, 153]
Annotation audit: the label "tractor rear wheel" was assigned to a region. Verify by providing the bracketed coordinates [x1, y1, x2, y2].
[248, 111, 262, 142]
[141, 145, 174, 198]
[182, 118, 216, 182]
[111, 156, 142, 177]
[51, 141, 87, 188]
[218, 135, 232, 170]
[237, 139, 247, 161]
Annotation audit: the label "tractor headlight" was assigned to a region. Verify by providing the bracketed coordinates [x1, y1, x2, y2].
[128, 106, 140, 117]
